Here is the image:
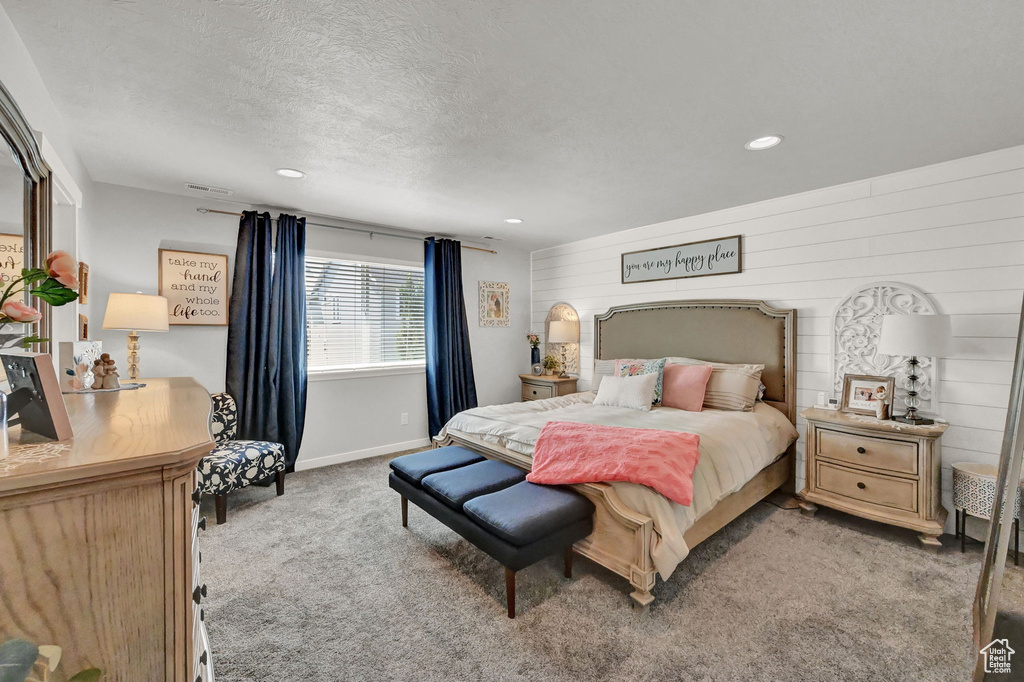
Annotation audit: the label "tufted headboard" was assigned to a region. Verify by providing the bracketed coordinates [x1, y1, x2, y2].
[594, 299, 797, 424]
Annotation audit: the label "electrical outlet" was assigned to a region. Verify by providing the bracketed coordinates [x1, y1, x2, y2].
[401, 412, 409, 425]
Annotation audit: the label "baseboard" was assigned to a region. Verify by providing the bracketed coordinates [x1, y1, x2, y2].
[294, 437, 432, 471]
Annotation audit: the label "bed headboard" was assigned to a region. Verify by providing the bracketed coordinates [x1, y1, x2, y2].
[594, 299, 797, 424]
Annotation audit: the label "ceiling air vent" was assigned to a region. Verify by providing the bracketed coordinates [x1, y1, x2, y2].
[185, 182, 234, 196]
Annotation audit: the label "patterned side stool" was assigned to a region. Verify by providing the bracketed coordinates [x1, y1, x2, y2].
[198, 392, 286, 524]
[952, 461, 1020, 565]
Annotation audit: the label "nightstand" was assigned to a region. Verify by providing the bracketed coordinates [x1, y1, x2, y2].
[798, 407, 948, 550]
[519, 374, 577, 402]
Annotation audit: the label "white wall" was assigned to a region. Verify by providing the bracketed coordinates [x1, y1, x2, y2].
[82, 182, 531, 467]
[531, 145, 1024, 534]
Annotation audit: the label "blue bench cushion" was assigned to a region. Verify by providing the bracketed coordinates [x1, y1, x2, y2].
[389, 446, 485, 487]
[422, 460, 527, 511]
[198, 440, 286, 496]
[464, 481, 596, 547]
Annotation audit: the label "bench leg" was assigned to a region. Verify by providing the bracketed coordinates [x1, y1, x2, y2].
[505, 568, 516, 619]
[215, 494, 227, 525]
[401, 496, 408, 528]
[276, 471, 285, 496]
[564, 546, 573, 579]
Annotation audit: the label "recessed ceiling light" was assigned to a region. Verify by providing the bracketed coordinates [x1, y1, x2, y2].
[744, 135, 783, 151]
[503, 218, 523, 224]
[276, 168, 306, 178]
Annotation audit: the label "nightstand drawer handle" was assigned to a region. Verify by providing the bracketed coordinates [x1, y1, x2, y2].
[856, 447, 866, 454]
[532, 390, 537, 395]
[857, 481, 867, 489]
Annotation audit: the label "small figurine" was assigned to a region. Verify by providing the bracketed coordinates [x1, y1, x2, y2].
[91, 358, 107, 390]
[100, 353, 121, 390]
[874, 388, 890, 420]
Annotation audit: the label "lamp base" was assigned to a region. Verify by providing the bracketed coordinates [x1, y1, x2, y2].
[892, 413, 935, 426]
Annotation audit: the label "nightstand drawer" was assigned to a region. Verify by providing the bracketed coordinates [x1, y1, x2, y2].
[522, 383, 554, 401]
[818, 429, 918, 475]
[817, 462, 918, 513]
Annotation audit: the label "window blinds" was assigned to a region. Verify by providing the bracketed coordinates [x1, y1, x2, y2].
[305, 256, 425, 371]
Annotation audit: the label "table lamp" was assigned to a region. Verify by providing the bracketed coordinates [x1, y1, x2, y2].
[548, 320, 576, 379]
[102, 292, 169, 380]
[878, 314, 952, 425]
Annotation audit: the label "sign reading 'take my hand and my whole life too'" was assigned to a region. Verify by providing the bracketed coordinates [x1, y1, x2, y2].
[158, 248, 229, 325]
[621, 235, 742, 284]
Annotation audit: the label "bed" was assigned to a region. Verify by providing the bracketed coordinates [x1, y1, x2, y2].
[433, 299, 798, 607]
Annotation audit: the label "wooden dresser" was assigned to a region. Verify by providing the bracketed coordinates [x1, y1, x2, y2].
[0, 377, 215, 681]
[519, 374, 577, 401]
[798, 407, 948, 550]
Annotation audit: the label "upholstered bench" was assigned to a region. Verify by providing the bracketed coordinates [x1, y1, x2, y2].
[389, 446, 594, 618]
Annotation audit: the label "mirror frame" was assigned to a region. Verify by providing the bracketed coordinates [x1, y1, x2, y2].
[973, 294, 1024, 679]
[0, 78, 53, 355]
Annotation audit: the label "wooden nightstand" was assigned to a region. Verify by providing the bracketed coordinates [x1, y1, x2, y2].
[798, 407, 948, 550]
[519, 374, 577, 401]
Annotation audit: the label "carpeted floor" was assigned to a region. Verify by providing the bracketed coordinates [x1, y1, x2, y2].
[199, 452, 1023, 681]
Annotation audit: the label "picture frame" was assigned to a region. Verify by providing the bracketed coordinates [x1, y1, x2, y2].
[158, 248, 229, 326]
[78, 313, 88, 341]
[621, 234, 742, 284]
[840, 374, 895, 415]
[77, 262, 89, 304]
[478, 281, 510, 327]
[1, 351, 74, 440]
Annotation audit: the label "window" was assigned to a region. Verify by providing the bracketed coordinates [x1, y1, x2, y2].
[305, 255, 425, 372]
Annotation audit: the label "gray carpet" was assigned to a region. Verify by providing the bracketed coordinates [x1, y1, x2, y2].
[199, 452, 1022, 681]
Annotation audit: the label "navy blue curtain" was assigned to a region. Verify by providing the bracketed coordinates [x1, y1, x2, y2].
[424, 237, 477, 437]
[226, 211, 308, 472]
[268, 214, 307, 471]
[226, 211, 274, 440]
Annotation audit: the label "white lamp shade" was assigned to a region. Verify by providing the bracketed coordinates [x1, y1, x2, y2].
[101, 293, 170, 332]
[548, 320, 576, 344]
[877, 314, 951, 357]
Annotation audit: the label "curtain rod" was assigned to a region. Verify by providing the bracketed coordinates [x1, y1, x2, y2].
[196, 208, 497, 254]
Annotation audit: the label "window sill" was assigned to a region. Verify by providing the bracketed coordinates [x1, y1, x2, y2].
[307, 365, 426, 382]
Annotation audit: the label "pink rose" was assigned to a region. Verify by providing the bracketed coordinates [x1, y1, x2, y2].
[2, 299, 42, 323]
[45, 250, 79, 289]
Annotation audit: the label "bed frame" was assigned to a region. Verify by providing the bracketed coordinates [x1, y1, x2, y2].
[434, 299, 797, 608]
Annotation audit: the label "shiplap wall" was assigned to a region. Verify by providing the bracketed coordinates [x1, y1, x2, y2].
[531, 145, 1024, 531]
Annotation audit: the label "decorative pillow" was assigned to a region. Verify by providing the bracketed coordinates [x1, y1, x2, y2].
[593, 373, 658, 412]
[617, 358, 668, 404]
[661, 363, 714, 411]
[592, 359, 619, 391]
[665, 357, 764, 412]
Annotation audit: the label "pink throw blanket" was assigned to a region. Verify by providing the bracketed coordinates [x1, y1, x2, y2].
[526, 421, 702, 506]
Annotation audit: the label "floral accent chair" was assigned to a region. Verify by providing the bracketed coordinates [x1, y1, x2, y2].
[198, 392, 286, 524]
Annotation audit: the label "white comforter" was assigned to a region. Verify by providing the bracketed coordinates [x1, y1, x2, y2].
[441, 392, 798, 578]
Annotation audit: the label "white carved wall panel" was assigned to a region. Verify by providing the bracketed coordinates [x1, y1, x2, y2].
[544, 302, 580, 375]
[830, 281, 940, 415]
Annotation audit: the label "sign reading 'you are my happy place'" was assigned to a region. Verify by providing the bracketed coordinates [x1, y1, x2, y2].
[621, 235, 742, 284]
[158, 248, 229, 326]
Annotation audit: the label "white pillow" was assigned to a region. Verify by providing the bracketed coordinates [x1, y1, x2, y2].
[593, 373, 658, 412]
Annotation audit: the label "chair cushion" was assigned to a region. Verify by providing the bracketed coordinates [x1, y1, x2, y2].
[422, 460, 527, 511]
[464, 481, 595, 547]
[389, 447, 485, 487]
[198, 440, 285, 495]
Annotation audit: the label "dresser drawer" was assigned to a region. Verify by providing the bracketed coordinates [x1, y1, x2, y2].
[816, 462, 918, 513]
[522, 383, 554, 401]
[817, 429, 918, 475]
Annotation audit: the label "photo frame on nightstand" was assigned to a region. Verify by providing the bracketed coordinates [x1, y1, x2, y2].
[840, 374, 894, 416]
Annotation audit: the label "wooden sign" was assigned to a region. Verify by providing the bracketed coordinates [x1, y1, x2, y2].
[0, 233, 24, 285]
[621, 235, 742, 284]
[158, 249, 229, 326]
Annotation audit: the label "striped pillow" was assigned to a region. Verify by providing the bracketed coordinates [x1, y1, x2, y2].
[666, 357, 764, 412]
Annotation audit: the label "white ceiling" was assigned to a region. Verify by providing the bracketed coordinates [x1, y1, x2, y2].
[4, 0, 1024, 248]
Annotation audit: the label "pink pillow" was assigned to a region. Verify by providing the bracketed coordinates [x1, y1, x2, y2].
[661, 363, 714, 411]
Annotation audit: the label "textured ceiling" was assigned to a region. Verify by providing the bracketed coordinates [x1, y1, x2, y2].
[4, 0, 1024, 248]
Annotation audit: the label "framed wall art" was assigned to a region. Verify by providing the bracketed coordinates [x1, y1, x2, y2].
[621, 234, 741, 284]
[77, 262, 89, 304]
[478, 281, 509, 327]
[158, 249, 229, 326]
[0, 233, 23, 286]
